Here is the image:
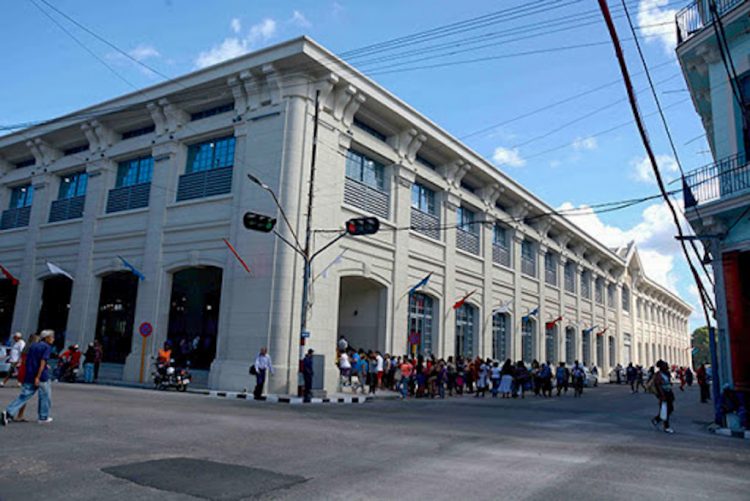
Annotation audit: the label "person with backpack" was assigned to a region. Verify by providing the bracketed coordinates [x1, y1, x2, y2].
[539, 362, 553, 398]
[651, 360, 676, 434]
[571, 361, 585, 398]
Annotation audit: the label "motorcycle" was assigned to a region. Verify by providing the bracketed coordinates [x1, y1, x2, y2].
[152, 358, 191, 392]
[55, 360, 80, 383]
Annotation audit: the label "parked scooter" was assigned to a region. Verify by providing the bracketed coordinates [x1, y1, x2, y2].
[152, 358, 191, 392]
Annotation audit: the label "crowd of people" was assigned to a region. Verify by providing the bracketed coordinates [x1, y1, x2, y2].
[336, 344, 592, 400]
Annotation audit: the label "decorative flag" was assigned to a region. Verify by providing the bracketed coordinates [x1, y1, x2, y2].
[223, 238, 251, 274]
[596, 327, 608, 337]
[117, 256, 145, 281]
[493, 299, 512, 314]
[522, 307, 539, 324]
[46, 262, 73, 280]
[408, 272, 432, 296]
[0, 264, 19, 286]
[545, 316, 563, 330]
[452, 290, 476, 310]
[583, 325, 598, 335]
[315, 249, 347, 281]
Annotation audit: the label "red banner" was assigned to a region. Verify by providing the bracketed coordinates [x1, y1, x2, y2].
[0, 264, 18, 286]
[545, 316, 563, 330]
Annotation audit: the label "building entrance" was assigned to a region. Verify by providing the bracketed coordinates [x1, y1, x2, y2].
[0, 279, 17, 344]
[37, 275, 73, 352]
[95, 272, 139, 363]
[337, 276, 387, 353]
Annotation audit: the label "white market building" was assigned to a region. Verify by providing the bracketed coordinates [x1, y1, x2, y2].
[0, 37, 692, 393]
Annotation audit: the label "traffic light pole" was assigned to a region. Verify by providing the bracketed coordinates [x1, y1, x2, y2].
[297, 90, 321, 397]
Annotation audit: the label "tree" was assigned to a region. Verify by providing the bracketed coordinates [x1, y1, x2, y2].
[691, 326, 710, 368]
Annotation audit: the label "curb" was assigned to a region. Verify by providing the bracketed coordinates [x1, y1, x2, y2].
[712, 427, 750, 440]
[208, 391, 372, 405]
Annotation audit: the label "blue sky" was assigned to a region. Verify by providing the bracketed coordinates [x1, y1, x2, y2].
[0, 0, 708, 327]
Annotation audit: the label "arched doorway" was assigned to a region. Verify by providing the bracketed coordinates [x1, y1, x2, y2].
[338, 276, 387, 353]
[545, 324, 557, 364]
[492, 312, 509, 361]
[565, 326, 575, 363]
[407, 292, 435, 357]
[167, 266, 222, 369]
[95, 271, 139, 363]
[582, 329, 591, 365]
[0, 279, 18, 344]
[522, 318, 535, 364]
[37, 275, 73, 352]
[455, 303, 476, 359]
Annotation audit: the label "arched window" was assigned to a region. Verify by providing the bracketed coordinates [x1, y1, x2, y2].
[545, 324, 558, 363]
[492, 312, 509, 361]
[582, 329, 592, 365]
[565, 327, 576, 363]
[522, 317, 535, 363]
[455, 303, 476, 359]
[622, 286, 631, 311]
[408, 293, 434, 356]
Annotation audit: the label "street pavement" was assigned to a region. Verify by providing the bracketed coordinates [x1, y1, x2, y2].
[0, 382, 748, 500]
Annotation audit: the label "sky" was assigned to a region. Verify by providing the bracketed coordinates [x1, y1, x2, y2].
[0, 0, 710, 328]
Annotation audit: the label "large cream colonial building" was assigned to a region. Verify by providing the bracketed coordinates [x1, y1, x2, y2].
[0, 37, 691, 393]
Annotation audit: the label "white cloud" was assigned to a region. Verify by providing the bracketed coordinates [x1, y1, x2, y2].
[194, 18, 278, 69]
[492, 146, 526, 168]
[630, 154, 679, 184]
[230, 18, 241, 34]
[555, 200, 686, 292]
[128, 44, 160, 61]
[637, 0, 678, 53]
[572, 136, 598, 151]
[290, 10, 311, 28]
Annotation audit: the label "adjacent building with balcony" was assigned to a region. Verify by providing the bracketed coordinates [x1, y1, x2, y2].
[676, 0, 750, 392]
[0, 37, 691, 393]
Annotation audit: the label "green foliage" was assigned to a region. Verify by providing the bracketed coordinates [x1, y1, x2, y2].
[691, 326, 710, 367]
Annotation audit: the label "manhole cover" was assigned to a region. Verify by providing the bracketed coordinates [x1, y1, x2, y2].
[102, 457, 305, 500]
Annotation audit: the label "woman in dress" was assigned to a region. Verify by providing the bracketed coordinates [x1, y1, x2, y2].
[499, 359, 514, 398]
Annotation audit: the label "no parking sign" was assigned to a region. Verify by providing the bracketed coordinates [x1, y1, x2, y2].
[139, 322, 153, 338]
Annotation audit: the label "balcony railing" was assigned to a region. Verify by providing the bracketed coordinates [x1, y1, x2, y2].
[176, 166, 233, 202]
[676, 0, 747, 45]
[492, 243, 510, 267]
[410, 208, 440, 240]
[0, 206, 31, 230]
[343, 177, 390, 220]
[456, 228, 480, 255]
[49, 196, 85, 223]
[683, 152, 749, 208]
[107, 183, 151, 213]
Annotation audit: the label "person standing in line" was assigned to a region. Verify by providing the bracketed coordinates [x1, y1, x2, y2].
[368, 351, 378, 395]
[475, 359, 489, 398]
[1, 332, 25, 388]
[651, 360, 676, 434]
[539, 362, 553, 398]
[490, 361, 502, 398]
[696, 363, 710, 403]
[302, 349, 314, 402]
[375, 351, 384, 389]
[357, 350, 369, 395]
[685, 366, 694, 387]
[399, 356, 413, 399]
[92, 339, 103, 381]
[499, 359, 514, 399]
[350, 349, 362, 393]
[252, 347, 274, 400]
[83, 343, 97, 383]
[556, 362, 569, 396]
[514, 361, 530, 399]
[338, 349, 351, 391]
[2, 330, 55, 426]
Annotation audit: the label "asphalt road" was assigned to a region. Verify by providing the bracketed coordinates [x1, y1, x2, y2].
[0, 382, 747, 500]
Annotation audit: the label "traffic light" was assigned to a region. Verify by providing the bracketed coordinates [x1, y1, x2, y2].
[243, 212, 277, 233]
[345, 217, 380, 236]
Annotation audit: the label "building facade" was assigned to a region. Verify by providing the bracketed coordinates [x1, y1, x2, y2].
[0, 37, 691, 393]
[676, 0, 750, 392]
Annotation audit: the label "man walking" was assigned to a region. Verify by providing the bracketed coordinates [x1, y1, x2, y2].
[1, 332, 25, 387]
[253, 347, 274, 400]
[696, 363, 710, 403]
[2, 330, 55, 425]
[303, 349, 314, 402]
[651, 360, 676, 434]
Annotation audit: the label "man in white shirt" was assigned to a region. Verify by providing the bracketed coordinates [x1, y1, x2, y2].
[2, 333, 25, 387]
[253, 347, 274, 400]
[375, 351, 384, 389]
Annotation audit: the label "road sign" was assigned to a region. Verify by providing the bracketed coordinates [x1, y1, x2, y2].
[139, 322, 153, 338]
[301, 330, 310, 339]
